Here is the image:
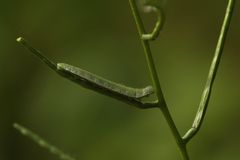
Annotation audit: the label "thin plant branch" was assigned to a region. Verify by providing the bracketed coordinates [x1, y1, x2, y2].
[128, 0, 189, 159]
[141, 4, 165, 40]
[183, 0, 236, 143]
[16, 37, 157, 109]
[13, 123, 76, 160]
[128, 0, 165, 105]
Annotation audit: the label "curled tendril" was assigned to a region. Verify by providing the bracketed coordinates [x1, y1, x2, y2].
[139, 0, 166, 12]
[137, 0, 166, 40]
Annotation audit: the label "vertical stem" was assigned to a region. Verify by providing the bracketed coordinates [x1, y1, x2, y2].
[129, 0, 189, 159]
[128, 0, 165, 103]
[161, 105, 189, 160]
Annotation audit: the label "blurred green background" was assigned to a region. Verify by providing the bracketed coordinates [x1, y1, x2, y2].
[0, 0, 240, 159]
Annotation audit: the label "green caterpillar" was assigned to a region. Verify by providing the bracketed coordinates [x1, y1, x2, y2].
[57, 63, 153, 98]
[17, 37, 154, 100]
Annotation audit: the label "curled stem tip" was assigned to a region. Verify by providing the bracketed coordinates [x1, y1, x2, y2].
[140, 0, 166, 40]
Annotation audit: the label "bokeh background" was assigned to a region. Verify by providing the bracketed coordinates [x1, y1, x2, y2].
[0, 0, 240, 159]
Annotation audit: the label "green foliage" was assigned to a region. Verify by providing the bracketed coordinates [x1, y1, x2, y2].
[15, 0, 236, 160]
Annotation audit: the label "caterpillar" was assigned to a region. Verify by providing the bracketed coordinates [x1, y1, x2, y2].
[17, 37, 154, 100]
[57, 63, 153, 99]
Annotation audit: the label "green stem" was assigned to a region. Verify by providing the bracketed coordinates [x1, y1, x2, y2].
[16, 37, 57, 71]
[17, 37, 158, 109]
[142, 6, 165, 41]
[128, 0, 165, 104]
[160, 104, 189, 160]
[14, 123, 76, 160]
[183, 0, 236, 143]
[129, 0, 188, 159]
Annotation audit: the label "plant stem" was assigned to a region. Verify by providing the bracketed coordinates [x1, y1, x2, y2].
[128, 0, 165, 105]
[141, 6, 165, 40]
[17, 37, 158, 109]
[14, 123, 76, 160]
[160, 104, 189, 160]
[183, 0, 236, 143]
[128, 0, 188, 159]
